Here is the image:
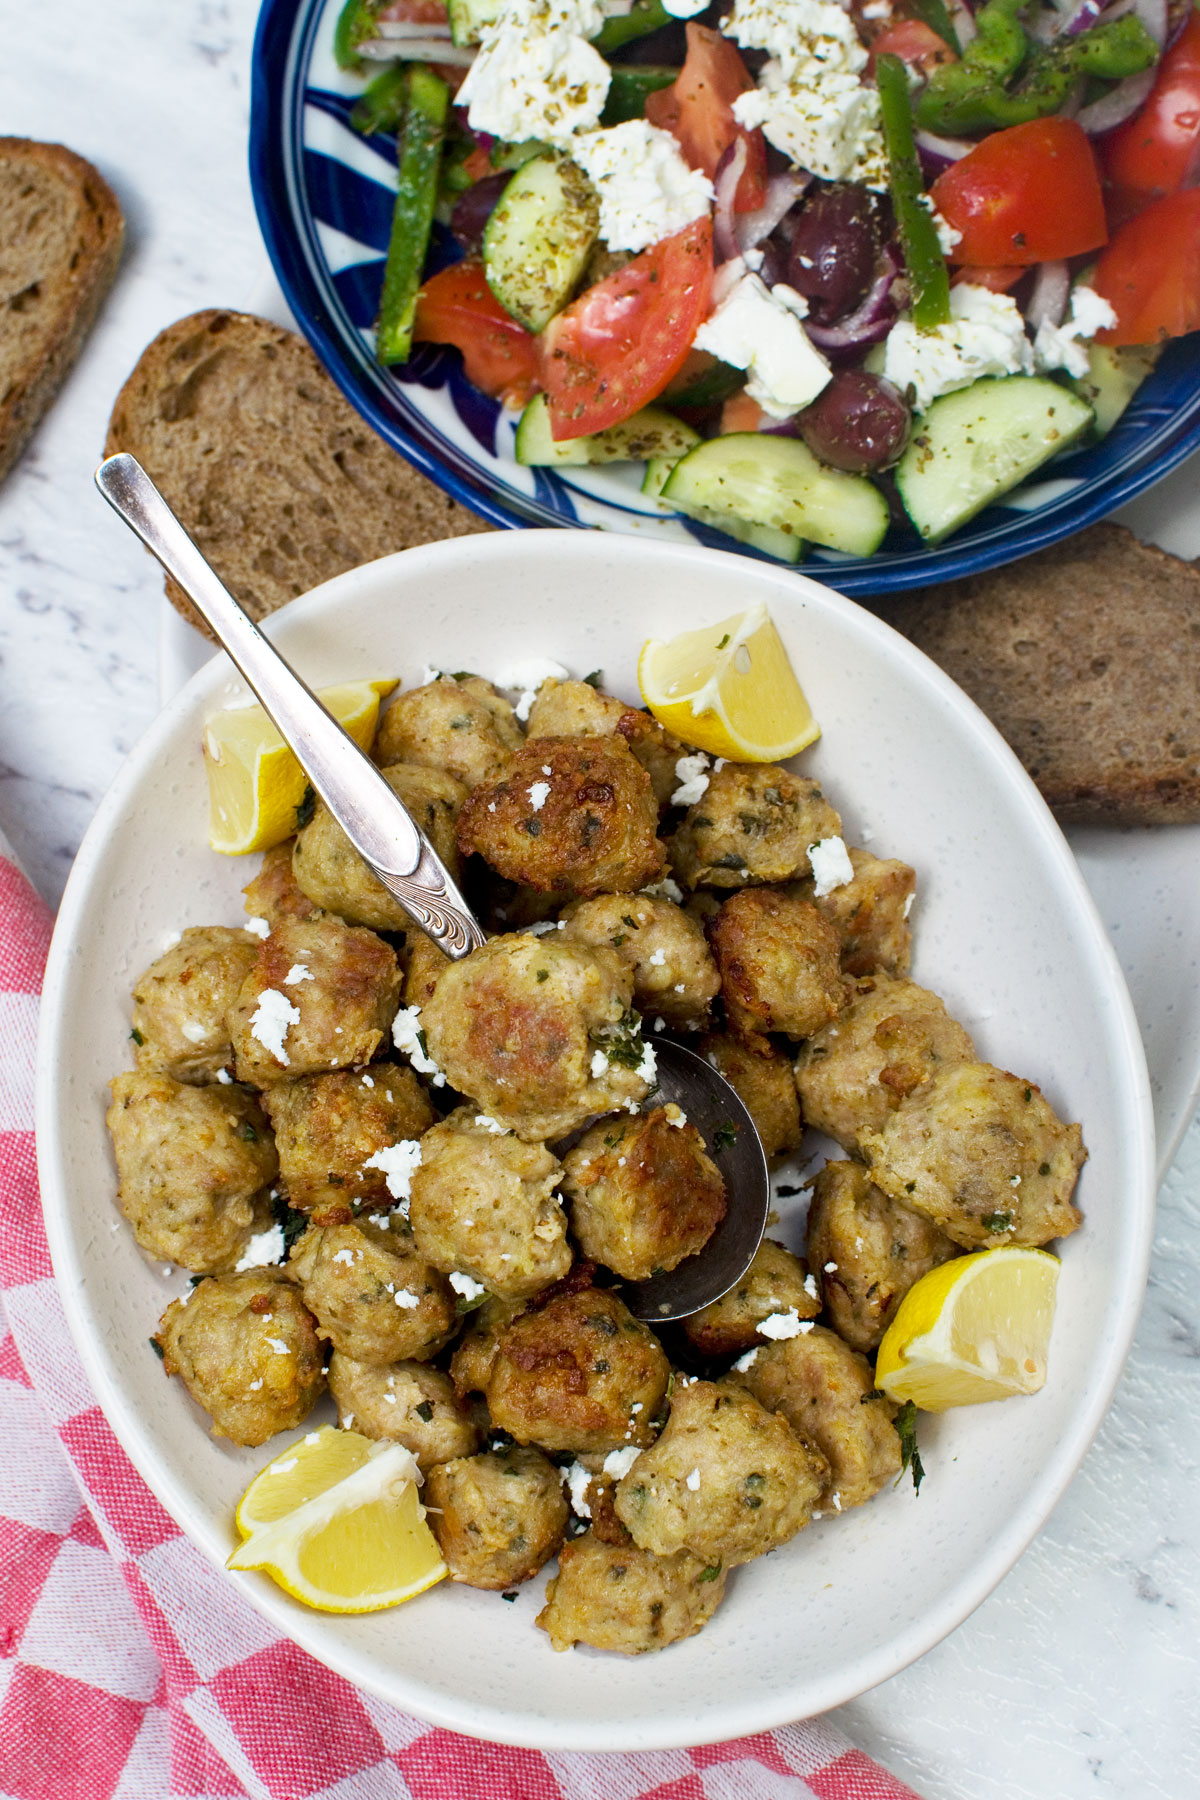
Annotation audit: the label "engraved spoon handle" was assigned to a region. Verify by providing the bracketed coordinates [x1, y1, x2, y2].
[95, 453, 485, 958]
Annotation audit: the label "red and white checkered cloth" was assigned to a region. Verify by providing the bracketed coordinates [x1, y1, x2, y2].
[0, 830, 923, 1800]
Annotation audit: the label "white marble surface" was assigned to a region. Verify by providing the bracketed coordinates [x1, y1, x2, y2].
[2, 4, 1198, 1796]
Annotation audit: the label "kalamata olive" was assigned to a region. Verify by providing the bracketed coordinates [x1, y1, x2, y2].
[797, 371, 912, 474]
[450, 172, 511, 254]
[785, 185, 889, 324]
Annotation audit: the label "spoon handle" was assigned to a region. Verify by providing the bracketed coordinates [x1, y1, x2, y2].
[95, 453, 485, 959]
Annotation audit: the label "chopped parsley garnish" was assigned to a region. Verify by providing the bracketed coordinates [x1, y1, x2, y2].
[501, 1589, 519, 1601]
[294, 784, 317, 830]
[712, 1121, 738, 1152]
[149, 1337, 165, 1360]
[239, 1121, 259, 1142]
[455, 1291, 489, 1316]
[982, 1210, 1014, 1233]
[699, 1561, 723, 1582]
[129, 1027, 145, 1046]
[1038, 1161, 1051, 1176]
[272, 1193, 310, 1253]
[451, 670, 474, 681]
[894, 1400, 925, 1495]
[414, 1400, 434, 1422]
[536, 968, 549, 982]
[583, 669, 603, 687]
[716, 634, 730, 650]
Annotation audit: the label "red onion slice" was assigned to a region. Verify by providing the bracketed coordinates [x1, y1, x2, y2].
[712, 139, 749, 266]
[1025, 259, 1071, 329]
[359, 36, 475, 59]
[915, 129, 974, 177]
[800, 251, 901, 352]
[735, 171, 809, 254]
[1134, 0, 1167, 45]
[1077, 64, 1157, 131]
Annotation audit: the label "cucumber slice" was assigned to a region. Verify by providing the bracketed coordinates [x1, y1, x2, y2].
[515, 395, 699, 467]
[662, 433, 890, 557]
[642, 457, 675, 500]
[1069, 342, 1159, 440]
[446, 0, 504, 46]
[895, 376, 1094, 543]
[483, 155, 599, 334]
[644, 453, 801, 560]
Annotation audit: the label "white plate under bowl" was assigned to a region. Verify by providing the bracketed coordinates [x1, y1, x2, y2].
[39, 532, 1155, 1750]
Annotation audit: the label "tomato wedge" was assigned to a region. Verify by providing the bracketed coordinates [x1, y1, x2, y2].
[1102, 11, 1200, 220]
[951, 264, 1024, 291]
[1091, 188, 1200, 345]
[413, 261, 539, 404]
[645, 25, 766, 213]
[867, 20, 957, 78]
[540, 216, 714, 440]
[930, 118, 1108, 265]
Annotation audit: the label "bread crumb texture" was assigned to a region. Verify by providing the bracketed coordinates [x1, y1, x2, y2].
[0, 138, 123, 484]
[885, 524, 1200, 825]
[104, 310, 493, 637]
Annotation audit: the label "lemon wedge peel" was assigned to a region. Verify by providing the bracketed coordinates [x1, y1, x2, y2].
[228, 1430, 446, 1613]
[204, 678, 396, 857]
[637, 602, 820, 764]
[875, 1246, 1060, 1414]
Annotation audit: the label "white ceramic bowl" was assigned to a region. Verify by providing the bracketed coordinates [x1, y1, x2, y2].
[37, 531, 1155, 1750]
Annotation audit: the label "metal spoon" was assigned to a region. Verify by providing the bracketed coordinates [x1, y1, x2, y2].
[94, 453, 770, 1319]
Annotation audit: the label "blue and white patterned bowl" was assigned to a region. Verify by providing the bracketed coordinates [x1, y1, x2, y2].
[250, 0, 1200, 595]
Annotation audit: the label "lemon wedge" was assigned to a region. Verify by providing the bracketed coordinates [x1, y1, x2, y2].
[228, 1426, 446, 1612]
[875, 1247, 1060, 1412]
[637, 602, 819, 763]
[203, 679, 395, 856]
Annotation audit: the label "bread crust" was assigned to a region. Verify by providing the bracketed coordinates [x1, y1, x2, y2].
[104, 309, 491, 637]
[0, 138, 123, 484]
[885, 524, 1200, 826]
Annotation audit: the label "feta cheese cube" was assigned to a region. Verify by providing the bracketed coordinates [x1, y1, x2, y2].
[694, 272, 832, 418]
[571, 121, 714, 254]
[883, 283, 1034, 413]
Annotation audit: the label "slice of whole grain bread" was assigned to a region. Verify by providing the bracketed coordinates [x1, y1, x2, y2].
[884, 523, 1200, 825]
[0, 138, 123, 484]
[104, 310, 493, 638]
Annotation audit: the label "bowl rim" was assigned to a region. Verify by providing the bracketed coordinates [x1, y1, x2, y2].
[36, 531, 1158, 1749]
[248, 0, 1200, 598]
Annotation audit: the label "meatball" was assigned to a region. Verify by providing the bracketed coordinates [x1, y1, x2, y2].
[860, 1061, 1086, 1249]
[130, 926, 258, 1083]
[670, 764, 842, 889]
[486, 1287, 670, 1455]
[526, 677, 683, 805]
[449, 1294, 528, 1398]
[408, 1107, 571, 1300]
[733, 1325, 901, 1509]
[794, 973, 976, 1156]
[698, 1032, 803, 1161]
[375, 675, 522, 789]
[615, 1379, 827, 1567]
[561, 893, 719, 1030]
[807, 1159, 957, 1352]
[289, 1216, 456, 1364]
[680, 1238, 820, 1357]
[106, 1071, 277, 1273]
[229, 914, 402, 1085]
[327, 1354, 479, 1469]
[425, 1447, 568, 1589]
[242, 841, 317, 928]
[261, 1063, 435, 1216]
[403, 932, 451, 1008]
[156, 1270, 324, 1446]
[709, 889, 845, 1040]
[420, 932, 652, 1141]
[536, 1534, 726, 1654]
[561, 1107, 727, 1282]
[292, 763, 468, 931]
[457, 737, 665, 896]
[798, 847, 915, 978]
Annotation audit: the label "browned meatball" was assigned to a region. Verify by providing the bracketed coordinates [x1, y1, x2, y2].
[327, 1354, 479, 1468]
[561, 1107, 727, 1282]
[561, 893, 720, 1030]
[408, 1107, 571, 1300]
[671, 764, 842, 889]
[420, 932, 652, 1141]
[289, 1216, 456, 1364]
[709, 889, 845, 1040]
[292, 763, 468, 931]
[794, 974, 976, 1156]
[797, 847, 915, 978]
[526, 677, 683, 806]
[156, 1270, 324, 1446]
[699, 1032, 803, 1161]
[536, 1534, 726, 1654]
[425, 1447, 568, 1589]
[733, 1325, 901, 1509]
[107, 1071, 277, 1273]
[456, 737, 665, 897]
[130, 927, 258, 1083]
[614, 1379, 827, 1567]
[375, 675, 522, 789]
[680, 1238, 820, 1357]
[261, 1064, 434, 1217]
[860, 1061, 1086, 1249]
[807, 1159, 957, 1352]
[242, 842, 319, 929]
[229, 914, 402, 1085]
[403, 932, 451, 1008]
[448, 1295, 527, 1398]
[486, 1287, 670, 1455]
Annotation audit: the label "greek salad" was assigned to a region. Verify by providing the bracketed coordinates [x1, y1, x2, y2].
[336, 0, 1200, 559]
